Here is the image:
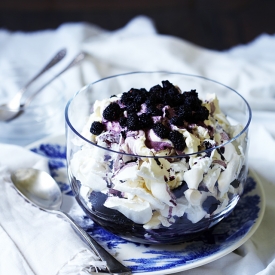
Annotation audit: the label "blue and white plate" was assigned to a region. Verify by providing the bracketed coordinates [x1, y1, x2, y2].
[27, 134, 265, 275]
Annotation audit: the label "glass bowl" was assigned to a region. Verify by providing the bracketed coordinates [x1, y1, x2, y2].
[65, 71, 251, 244]
[0, 79, 65, 146]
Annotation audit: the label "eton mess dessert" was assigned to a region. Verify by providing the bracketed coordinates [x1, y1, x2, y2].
[69, 80, 247, 243]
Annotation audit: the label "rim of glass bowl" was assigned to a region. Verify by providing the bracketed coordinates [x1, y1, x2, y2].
[65, 71, 252, 159]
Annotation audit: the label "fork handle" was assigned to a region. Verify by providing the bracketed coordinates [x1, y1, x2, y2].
[23, 52, 86, 108]
[8, 49, 66, 109]
[57, 210, 132, 275]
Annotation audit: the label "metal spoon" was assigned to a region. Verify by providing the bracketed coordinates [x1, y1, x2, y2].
[11, 168, 132, 275]
[0, 48, 67, 121]
[0, 52, 86, 122]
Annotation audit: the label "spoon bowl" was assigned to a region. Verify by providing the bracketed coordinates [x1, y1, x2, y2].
[11, 168, 62, 210]
[0, 49, 66, 122]
[11, 168, 131, 275]
[0, 52, 86, 122]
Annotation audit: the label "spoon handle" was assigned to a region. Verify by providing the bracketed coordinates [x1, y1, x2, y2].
[7, 49, 67, 109]
[23, 52, 87, 108]
[58, 210, 132, 275]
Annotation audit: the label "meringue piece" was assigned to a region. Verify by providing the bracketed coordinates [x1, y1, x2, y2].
[218, 153, 242, 196]
[184, 189, 203, 206]
[113, 161, 139, 181]
[137, 157, 170, 184]
[70, 147, 109, 191]
[188, 153, 220, 193]
[137, 158, 175, 206]
[194, 125, 210, 140]
[113, 182, 165, 210]
[104, 197, 152, 224]
[203, 165, 221, 193]
[185, 205, 207, 223]
[168, 161, 188, 189]
[183, 167, 203, 189]
[181, 130, 201, 154]
[149, 180, 175, 206]
[160, 198, 188, 218]
[124, 131, 153, 156]
[143, 211, 162, 229]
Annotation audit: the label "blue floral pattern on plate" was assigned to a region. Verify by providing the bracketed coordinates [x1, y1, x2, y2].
[28, 135, 265, 275]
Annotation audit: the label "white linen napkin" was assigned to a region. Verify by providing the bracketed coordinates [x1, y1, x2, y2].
[0, 144, 107, 275]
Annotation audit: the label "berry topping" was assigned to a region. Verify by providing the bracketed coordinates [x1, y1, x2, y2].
[193, 106, 209, 121]
[103, 102, 121, 121]
[169, 131, 186, 151]
[149, 84, 163, 93]
[126, 102, 141, 113]
[162, 80, 173, 89]
[177, 105, 192, 121]
[153, 122, 170, 139]
[121, 88, 147, 106]
[127, 113, 140, 131]
[119, 117, 127, 128]
[139, 113, 153, 129]
[90, 121, 105, 135]
[146, 105, 163, 116]
[94, 80, 207, 152]
[170, 116, 184, 126]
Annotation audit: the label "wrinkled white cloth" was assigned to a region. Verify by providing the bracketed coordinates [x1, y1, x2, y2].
[0, 145, 106, 275]
[0, 15, 275, 275]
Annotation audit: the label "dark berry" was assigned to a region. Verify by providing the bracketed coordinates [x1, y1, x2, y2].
[145, 98, 156, 106]
[169, 130, 186, 151]
[90, 121, 105, 135]
[126, 102, 141, 113]
[135, 91, 147, 104]
[167, 86, 179, 96]
[162, 86, 180, 107]
[177, 105, 193, 121]
[127, 113, 140, 131]
[163, 93, 175, 106]
[153, 122, 170, 139]
[146, 105, 163, 116]
[139, 113, 153, 128]
[175, 93, 186, 105]
[103, 102, 121, 121]
[149, 84, 163, 93]
[170, 116, 184, 126]
[184, 90, 201, 109]
[119, 117, 127, 128]
[121, 88, 144, 106]
[162, 80, 173, 89]
[194, 106, 209, 121]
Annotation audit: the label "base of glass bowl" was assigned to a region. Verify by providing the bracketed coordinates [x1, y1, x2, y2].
[69, 171, 241, 245]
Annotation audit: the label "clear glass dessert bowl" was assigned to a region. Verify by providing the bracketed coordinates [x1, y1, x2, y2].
[65, 71, 251, 244]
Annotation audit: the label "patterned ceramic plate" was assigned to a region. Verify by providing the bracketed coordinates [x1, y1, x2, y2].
[27, 134, 265, 274]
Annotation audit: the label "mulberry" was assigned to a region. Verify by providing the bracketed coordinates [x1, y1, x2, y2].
[103, 102, 121, 121]
[169, 130, 186, 151]
[153, 122, 170, 139]
[90, 121, 105, 135]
